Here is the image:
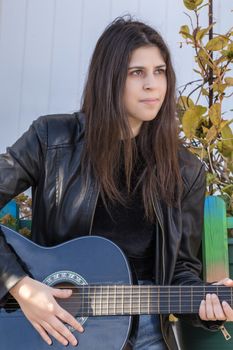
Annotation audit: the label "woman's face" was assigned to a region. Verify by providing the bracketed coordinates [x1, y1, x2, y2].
[124, 45, 167, 136]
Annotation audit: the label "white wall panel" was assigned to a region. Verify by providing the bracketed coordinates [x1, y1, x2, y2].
[0, 0, 28, 149]
[18, 1, 55, 130]
[47, 0, 84, 114]
[0, 0, 232, 152]
[110, 0, 139, 18]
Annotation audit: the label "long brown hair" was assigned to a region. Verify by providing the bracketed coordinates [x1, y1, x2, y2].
[81, 16, 182, 222]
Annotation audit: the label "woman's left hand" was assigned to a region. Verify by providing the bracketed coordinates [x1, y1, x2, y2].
[199, 278, 233, 321]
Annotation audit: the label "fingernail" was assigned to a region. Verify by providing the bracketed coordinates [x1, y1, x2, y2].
[222, 301, 227, 306]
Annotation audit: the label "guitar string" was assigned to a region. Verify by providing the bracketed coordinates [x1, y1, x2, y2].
[38, 285, 230, 288]
[2, 300, 229, 308]
[5, 290, 232, 303]
[5, 286, 232, 306]
[3, 295, 230, 312]
[5, 289, 232, 301]
[2, 302, 230, 312]
[5, 296, 232, 308]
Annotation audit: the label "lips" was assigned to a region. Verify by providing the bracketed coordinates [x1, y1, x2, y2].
[140, 98, 160, 105]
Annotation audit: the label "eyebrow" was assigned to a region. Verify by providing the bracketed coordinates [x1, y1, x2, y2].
[128, 64, 167, 70]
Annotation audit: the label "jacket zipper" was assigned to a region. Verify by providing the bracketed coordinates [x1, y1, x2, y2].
[151, 198, 172, 350]
[88, 187, 100, 235]
[220, 325, 232, 340]
[152, 198, 165, 285]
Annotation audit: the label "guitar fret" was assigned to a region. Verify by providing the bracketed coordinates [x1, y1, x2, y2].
[107, 286, 109, 315]
[158, 286, 160, 313]
[191, 286, 193, 313]
[138, 286, 141, 315]
[122, 286, 124, 314]
[168, 286, 170, 314]
[100, 285, 102, 316]
[114, 285, 116, 315]
[88, 285, 91, 315]
[94, 286, 96, 316]
[148, 286, 150, 314]
[129, 287, 132, 315]
[179, 285, 181, 314]
[82, 286, 85, 316]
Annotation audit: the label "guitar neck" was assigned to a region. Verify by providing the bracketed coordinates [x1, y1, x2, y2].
[72, 284, 233, 316]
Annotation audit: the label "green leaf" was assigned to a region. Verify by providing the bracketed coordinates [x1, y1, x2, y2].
[220, 125, 233, 156]
[193, 68, 202, 75]
[225, 77, 233, 86]
[189, 146, 207, 159]
[183, 0, 204, 10]
[201, 88, 209, 96]
[222, 184, 233, 195]
[196, 23, 216, 41]
[206, 172, 217, 186]
[197, 48, 212, 68]
[209, 103, 221, 126]
[206, 36, 229, 51]
[182, 105, 207, 138]
[219, 120, 232, 131]
[196, 27, 209, 41]
[179, 25, 193, 39]
[213, 82, 228, 94]
[177, 96, 194, 110]
[206, 125, 218, 143]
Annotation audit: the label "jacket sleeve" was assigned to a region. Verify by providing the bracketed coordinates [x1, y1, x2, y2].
[0, 119, 46, 301]
[172, 163, 223, 331]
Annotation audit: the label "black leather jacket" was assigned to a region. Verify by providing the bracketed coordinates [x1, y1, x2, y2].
[0, 112, 219, 349]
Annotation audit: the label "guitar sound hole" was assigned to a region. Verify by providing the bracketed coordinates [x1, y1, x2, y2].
[54, 282, 83, 318]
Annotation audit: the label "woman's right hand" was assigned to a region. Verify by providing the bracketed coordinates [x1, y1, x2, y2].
[9, 276, 84, 346]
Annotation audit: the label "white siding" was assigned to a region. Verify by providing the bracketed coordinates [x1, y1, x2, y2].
[0, 0, 232, 152]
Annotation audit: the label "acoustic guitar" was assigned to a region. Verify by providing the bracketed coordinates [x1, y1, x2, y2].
[0, 225, 232, 349]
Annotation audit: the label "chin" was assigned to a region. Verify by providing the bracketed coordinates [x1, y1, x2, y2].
[142, 114, 158, 122]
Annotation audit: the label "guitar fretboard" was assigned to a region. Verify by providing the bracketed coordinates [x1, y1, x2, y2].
[57, 284, 233, 316]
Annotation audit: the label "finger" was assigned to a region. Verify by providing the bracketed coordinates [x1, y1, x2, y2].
[213, 278, 233, 286]
[223, 278, 233, 287]
[32, 321, 52, 346]
[199, 300, 208, 320]
[205, 294, 216, 320]
[57, 307, 84, 333]
[47, 317, 78, 347]
[52, 288, 72, 299]
[211, 294, 226, 320]
[41, 320, 69, 347]
[222, 301, 233, 321]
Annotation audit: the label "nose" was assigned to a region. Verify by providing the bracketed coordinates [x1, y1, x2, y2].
[143, 73, 158, 90]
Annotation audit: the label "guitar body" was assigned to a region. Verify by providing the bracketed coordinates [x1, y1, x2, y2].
[0, 226, 133, 350]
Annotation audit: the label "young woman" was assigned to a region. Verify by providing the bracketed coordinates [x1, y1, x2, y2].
[0, 16, 233, 350]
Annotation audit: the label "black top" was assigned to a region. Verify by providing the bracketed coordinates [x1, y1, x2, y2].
[91, 142, 155, 280]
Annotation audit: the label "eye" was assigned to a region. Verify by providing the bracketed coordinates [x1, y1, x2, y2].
[154, 68, 166, 75]
[131, 69, 144, 76]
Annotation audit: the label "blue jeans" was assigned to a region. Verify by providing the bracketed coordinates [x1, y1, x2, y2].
[130, 281, 167, 350]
